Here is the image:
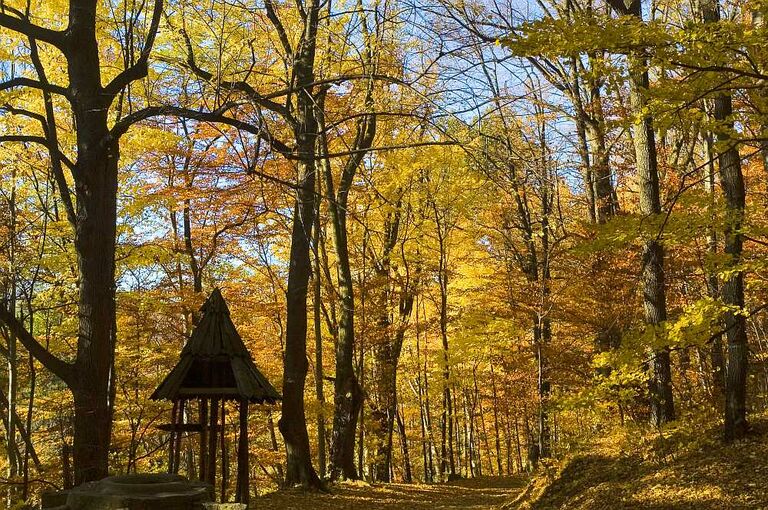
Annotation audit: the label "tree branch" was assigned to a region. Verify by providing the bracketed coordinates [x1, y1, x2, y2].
[165, 16, 291, 118]
[264, 0, 294, 58]
[108, 105, 293, 156]
[103, 0, 164, 96]
[0, 306, 73, 385]
[0, 77, 69, 97]
[0, 134, 75, 170]
[0, 10, 66, 50]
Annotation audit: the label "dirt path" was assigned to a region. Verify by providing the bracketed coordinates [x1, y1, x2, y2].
[254, 476, 528, 510]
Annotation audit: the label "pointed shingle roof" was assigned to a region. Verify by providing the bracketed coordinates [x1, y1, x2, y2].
[151, 288, 281, 403]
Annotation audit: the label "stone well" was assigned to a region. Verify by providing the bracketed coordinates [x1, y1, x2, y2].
[42, 473, 214, 510]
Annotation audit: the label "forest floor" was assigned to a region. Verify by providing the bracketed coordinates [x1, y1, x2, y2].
[253, 475, 529, 510]
[509, 413, 768, 509]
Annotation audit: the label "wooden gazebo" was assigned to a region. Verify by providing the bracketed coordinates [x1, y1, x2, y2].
[151, 288, 281, 505]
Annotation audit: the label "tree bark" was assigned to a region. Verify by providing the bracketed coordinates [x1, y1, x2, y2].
[368, 203, 415, 482]
[609, 0, 675, 425]
[277, 0, 323, 486]
[702, 133, 726, 401]
[700, 0, 749, 441]
[0, 0, 165, 483]
[396, 406, 412, 482]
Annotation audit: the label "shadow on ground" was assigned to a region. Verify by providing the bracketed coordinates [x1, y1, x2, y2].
[254, 476, 528, 510]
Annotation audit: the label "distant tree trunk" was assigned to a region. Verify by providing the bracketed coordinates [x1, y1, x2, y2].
[701, 0, 749, 441]
[584, 73, 616, 224]
[267, 412, 283, 480]
[413, 311, 433, 483]
[368, 204, 415, 482]
[609, 0, 675, 426]
[22, 348, 35, 500]
[490, 363, 503, 475]
[5, 180, 19, 502]
[474, 368, 491, 475]
[574, 109, 596, 223]
[438, 271, 455, 479]
[323, 116, 373, 481]
[312, 192, 327, 479]
[535, 317, 552, 457]
[702, 133, 726, 401]
[62, 444, 73, 490]
[396, 406, 412, 482]
[418, 299, 436, 482]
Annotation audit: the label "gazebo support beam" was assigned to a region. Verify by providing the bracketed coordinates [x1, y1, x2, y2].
[173, 400, 184, 474]
[168, 400, 179, 474]
[199, 399, 208, 482]
[208, 397, 219, 488]
[236, 399, 249, 505]
[221, 401, 228, 502]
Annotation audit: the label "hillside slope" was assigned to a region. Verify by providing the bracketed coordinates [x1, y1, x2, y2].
[507, 416, 768, 509]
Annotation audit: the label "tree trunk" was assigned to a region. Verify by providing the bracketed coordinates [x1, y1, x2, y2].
[312, 199, 327, 479]
[703, 133, 726, 401]
[396, 407, 412, 482]
[326, 175, 363, 480]
[611, 0, 675, 426]
[277, 0, 323, 487]
[700, 0, 749, 442]
[70, 143, 119, 485]
[279, 190, 322, 488]
[490, 363, 503, 474]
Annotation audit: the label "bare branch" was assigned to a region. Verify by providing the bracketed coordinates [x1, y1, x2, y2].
[0, 10, 66, 50]
[103, 0, 164, 96]
[264, 0, 294, 57]
[0, 306, 73, 385]
[109, 104, 293, 156]
[0, 77, 68, 97]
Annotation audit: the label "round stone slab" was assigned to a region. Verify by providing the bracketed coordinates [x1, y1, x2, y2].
[65, 473, 212, 510]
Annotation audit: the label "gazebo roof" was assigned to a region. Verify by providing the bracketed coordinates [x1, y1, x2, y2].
[151, 288, 281, 403]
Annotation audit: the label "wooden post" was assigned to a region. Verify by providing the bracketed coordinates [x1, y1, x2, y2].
[208, 398, 219, 489]
[236, 399, 249, 505]
[221, 400, 228, 502]
[173, 400, 184, 474]
[168, 400, 179, 474]
[199, 399, 208, 482]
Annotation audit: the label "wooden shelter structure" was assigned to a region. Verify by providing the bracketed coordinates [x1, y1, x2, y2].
[151, 288, 281, 504]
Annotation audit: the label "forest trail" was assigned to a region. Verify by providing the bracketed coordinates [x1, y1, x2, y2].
[253, 476, 528, 510]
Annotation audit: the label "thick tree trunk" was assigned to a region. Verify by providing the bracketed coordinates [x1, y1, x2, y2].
[719, 113, 749, 441]
[279, 188, 322, 488]
[277, 0, 323, 487]
[71, 139, 119, 485]
[614, 0, 675, 426]
[327, 192, 363, 481]
[701, 0, 749, 442]
[279, 123, 321, 489]
[52, 0, 122, 484]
